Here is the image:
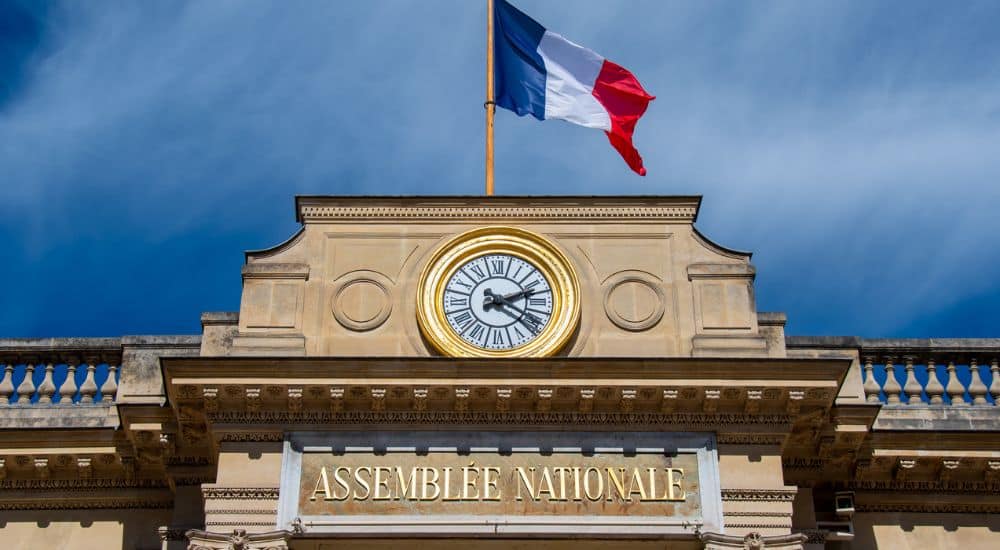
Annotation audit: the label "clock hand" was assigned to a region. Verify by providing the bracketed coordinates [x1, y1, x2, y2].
[482, 288, 503, 309]
[501, 288, 534, 301]
[488, 303, 542, 334]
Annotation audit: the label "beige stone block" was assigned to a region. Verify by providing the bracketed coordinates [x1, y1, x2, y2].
[850, 512, 1000, 550]
[0, 509, 169, 550]
[214, 442, 283, 486]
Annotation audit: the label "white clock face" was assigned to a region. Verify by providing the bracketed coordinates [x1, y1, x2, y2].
[442, 253, 554, 350]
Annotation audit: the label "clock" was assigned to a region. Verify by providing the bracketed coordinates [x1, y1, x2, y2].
[416, 227, 580, 358]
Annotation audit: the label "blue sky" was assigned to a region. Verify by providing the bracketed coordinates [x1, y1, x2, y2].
[1, 0, 998, 339]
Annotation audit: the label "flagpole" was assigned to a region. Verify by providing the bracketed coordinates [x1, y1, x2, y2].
[485, 0, 496, 196]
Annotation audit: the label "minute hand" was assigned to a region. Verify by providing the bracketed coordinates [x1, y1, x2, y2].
[502, 288, 534, 301]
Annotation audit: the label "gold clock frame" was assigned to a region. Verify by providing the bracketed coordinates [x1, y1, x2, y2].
[416, 226, 581, 358]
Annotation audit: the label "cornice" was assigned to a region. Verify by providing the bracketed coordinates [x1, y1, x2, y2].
[207, 410, 794, 430]
[162, 356, 851, 383]
[295, 196, 702, 224]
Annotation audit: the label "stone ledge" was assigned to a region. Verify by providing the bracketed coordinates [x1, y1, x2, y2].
[0, 337, 121, 351]
[786, 336, 1000, 350]
[121, 335, 201, 347]
[0, 404, 119, 429]
[202, 312, 239, 326]
[758, 312, 787, 325]
[873, 406, 1000, 431]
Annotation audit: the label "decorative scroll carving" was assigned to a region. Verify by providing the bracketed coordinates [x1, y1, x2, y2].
[454, 388, 470, 412]
[701, 532, 807, 550]
[185, 528, 292, 550]
[329, 388, 344, 412]
[487, 387, 507, 412]
[619, 389, 637, 412]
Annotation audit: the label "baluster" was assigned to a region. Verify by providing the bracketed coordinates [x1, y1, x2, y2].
[924, 359, 945, 404]
[862, 356, 881, 403]
[990, 360, 1000, 406]
[100, 363, 119, 402]
[968, 359, 989, 406]
[16, 361, 37, 405]
[60, 359, 79, 404]
[902, 356, 922, 405]
[79, 358, 98, 404]
[36, 362, 56, 404]
[883, 357, 902, 404]
[0, 362, 14, 404]
[945, 361, 967, 406]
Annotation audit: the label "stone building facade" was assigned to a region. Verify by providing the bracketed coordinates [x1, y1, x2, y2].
[1, 196, 998, 549]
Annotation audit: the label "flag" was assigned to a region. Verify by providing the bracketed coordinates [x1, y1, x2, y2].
[493, 0, 655, 175]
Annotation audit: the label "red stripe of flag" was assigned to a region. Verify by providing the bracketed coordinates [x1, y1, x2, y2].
[591, 60, 656, 176]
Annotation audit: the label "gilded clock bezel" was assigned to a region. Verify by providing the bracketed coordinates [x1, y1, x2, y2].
[416, 226, 580, 358]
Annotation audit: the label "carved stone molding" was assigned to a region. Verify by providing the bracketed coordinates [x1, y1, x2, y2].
[857, 502, 1000, 513]
[701, 532, 807, 550]
[186, 528, 292, 550]
[602, 271, 666, 332]
[202, 487, 280, 501]
[296, 199, 700, 223]
[207, 410, 792, 427]
[717, 433, 787, 445]
[721, 488, 798, 502]
[331, 270, 393, 332]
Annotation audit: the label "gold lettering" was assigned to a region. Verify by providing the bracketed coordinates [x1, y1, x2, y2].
[394, 467, 417, 500]
[373, 467, 393, 500]
[646, 467, 658, 501]
[552, 467, 571, 501]
[572, 466, 582, 501]
[353, 466, 372, 500]
[332, 466, 351, 501]
[536, 467, 557, 500]
[462, 462, 480, 500]
[482, 467, 501, 501]
[583, 467, 603, 501]
[606, 467, 628, 501]
[310, 466, 333, 501]
[421, 467, 440, 500]
[665, 468, 686, 501]
[514, 467, 535, 501]
[627, 467, 648, 501]
[442, 467, 460, 501]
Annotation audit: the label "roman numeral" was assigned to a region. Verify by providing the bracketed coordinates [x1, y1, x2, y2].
[468, 264, 485, 279]
[449, 296, 468, 307]
[521, 312, 543, 333]
[453, 279, 472, 290]
[468, 323, 485, 340]
[492, 330, 505, 346]
[523, 278, 541, 289]
[451, 311, 472, 326]
[513, 325, 526, 339]
[490, 258, 505, 275]
[529, 298, 546, 307]
[511, 265, 523, 280]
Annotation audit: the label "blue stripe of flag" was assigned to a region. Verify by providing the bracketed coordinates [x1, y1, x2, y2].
[494, 0, 547, 121]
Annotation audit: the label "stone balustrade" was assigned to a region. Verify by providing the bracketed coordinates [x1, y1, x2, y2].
[0, 338, 122, 405]
[849, 340, 999, 406]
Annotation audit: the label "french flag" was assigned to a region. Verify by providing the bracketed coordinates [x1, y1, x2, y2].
[494, 0, 655, 175]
